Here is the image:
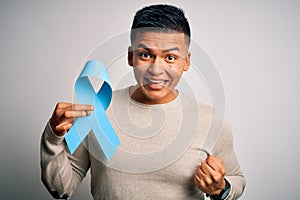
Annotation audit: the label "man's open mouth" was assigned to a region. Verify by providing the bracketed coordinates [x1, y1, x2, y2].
[144, 78, 169, 90]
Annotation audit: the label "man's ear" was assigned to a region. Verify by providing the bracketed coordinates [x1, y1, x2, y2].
[127, 47, 133, 67]
[183, 52, 191, 71]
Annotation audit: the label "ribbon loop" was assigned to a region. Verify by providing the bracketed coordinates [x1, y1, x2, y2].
[65, 60, 120, 160]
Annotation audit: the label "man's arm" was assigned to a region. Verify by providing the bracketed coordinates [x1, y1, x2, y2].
[194, 120, 246, 200]
[212, 120, 245, 200]
[40, 103, 93, 199]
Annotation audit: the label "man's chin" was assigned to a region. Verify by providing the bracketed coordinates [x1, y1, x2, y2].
[141, 85, 177, 104]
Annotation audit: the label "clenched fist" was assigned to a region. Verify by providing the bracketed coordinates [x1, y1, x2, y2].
[194, 155, 226, 195]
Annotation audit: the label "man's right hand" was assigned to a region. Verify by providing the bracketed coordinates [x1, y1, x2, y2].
[49, 102, 94, 137]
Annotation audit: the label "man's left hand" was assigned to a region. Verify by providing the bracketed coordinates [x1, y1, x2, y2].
[194, 155, 226, 195]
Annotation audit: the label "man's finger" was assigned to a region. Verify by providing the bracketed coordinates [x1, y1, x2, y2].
[71, 104, 94, 111]
[194, 174, 204, 187]
[55, 122, 72, 134]
[200, 161, 214, 176]
[194, 171, 213, 192]
[196, 166, 207, 179]
[200, 161, 224, 183]
[206, 156, 226, 175]
[55, 102, 72, 110]
[63, 110, 92, 118]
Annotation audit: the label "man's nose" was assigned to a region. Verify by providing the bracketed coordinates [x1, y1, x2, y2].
[149, 58, 164, 75]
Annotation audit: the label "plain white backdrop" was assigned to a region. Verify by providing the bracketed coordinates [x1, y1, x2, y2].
[0, 0, 299, 199]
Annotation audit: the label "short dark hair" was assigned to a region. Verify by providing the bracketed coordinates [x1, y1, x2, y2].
[130, 4, 191, 45]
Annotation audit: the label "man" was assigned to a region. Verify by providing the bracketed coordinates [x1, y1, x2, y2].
[41, 4, 245, 200]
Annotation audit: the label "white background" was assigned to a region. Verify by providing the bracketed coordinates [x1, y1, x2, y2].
[0, 0, 299, 199]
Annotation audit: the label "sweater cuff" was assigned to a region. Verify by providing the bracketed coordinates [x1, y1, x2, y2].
[44, 121, 65, 145]
[222, 177, 233, 200]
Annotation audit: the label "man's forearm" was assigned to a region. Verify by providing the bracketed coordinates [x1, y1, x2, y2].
[40, 122, 90, 198]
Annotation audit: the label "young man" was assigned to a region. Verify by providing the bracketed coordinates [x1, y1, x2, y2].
[41, 4, 245, 200]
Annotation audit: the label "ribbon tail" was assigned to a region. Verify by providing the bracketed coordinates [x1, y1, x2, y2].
[65, 117, 91, 154]
[90, 96, 120, 160]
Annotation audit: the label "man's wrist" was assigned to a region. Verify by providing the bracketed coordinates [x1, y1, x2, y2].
[45, 121, 65, 145]
[211, 179, 231, 200]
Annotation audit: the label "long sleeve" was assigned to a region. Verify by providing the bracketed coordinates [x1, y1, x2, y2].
[40, 121, 91, 199]
[211, 120, 246, 200]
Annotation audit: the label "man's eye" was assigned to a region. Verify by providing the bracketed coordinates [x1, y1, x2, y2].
[139, 52, 151, 59]
[166, 55, 176, 62]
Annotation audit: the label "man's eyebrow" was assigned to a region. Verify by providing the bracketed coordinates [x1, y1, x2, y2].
[136, 44, 152, 52]
[162, 47, 180, 53]
[136, 44, 180, 53]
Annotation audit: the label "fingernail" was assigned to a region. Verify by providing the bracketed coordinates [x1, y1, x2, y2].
[86, 111, 92, 115]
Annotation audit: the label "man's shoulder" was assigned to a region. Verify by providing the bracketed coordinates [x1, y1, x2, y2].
[111, 87, 129, 101]
[112, 87, 128, 95]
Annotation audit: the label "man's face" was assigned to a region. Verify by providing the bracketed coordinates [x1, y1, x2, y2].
[128, 31, 191, 104]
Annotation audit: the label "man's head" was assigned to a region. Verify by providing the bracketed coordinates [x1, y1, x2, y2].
[130, 4, 191, 46]
[128, 4, 191, 105]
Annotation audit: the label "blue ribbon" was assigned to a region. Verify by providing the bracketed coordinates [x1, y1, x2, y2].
[65, 60, 120, 160]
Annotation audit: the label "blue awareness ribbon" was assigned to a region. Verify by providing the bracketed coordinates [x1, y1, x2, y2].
[65, 60, 120, 160]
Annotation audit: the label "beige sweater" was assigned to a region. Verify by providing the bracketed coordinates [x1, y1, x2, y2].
[40, 88, 245, 200]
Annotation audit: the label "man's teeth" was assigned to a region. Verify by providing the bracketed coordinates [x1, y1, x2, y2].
[148, 79, 166, 85]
